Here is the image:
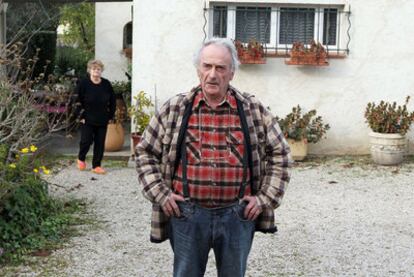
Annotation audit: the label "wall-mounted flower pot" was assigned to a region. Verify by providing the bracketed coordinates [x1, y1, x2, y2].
[285, 52, 328, 66]
[123, 47, 132, 59]
[235, 40, 266, 64]
[285, 41, 329, 66]
[238, 52, 266, 64]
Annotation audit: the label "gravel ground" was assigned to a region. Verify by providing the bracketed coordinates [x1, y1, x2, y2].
[1, 157, 413, 277]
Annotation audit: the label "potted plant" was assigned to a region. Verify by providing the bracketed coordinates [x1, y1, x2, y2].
[364, 96, 414, 165]
[234, 39, 266, 64]
[276, 105, 330, 161]
[111, 80, 131, 122]
[285, 40, 329, 66]
[128, 91, 154, 152]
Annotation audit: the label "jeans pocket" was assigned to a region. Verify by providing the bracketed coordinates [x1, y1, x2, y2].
[232, 202, 252, 222]
[173, 202, 194, 221]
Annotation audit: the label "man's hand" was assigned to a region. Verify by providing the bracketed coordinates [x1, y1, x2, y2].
[80, 119, 85, 124]
[242, 195, 262, 221]
[161, 192, 185, 217]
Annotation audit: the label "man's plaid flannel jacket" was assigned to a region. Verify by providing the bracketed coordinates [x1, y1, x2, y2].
[135, 85, 292, 243]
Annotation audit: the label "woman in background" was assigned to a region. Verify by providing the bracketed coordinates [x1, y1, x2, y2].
[75, 59, 115, 174]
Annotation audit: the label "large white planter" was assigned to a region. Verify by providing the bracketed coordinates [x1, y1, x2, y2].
[287, 138, 308, 161]
[369, 132, 406, 165]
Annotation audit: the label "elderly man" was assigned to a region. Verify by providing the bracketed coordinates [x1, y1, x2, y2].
[136, 37, 292, 277]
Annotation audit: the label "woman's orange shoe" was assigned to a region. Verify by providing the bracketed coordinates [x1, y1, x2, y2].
[91, 167, 106, 174]
[77, 160, 86, 171]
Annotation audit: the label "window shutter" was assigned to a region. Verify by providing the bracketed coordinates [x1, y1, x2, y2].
[235, 7, 271, 43]
[213, 6, 227, 38]
[323, 9, 337, 45]
[279, 8, 315, 44]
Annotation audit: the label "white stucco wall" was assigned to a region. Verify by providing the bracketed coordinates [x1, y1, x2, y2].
[132, 0, 414, 155]
[95, 2, 132, 81]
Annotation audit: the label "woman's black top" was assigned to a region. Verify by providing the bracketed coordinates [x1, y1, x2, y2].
[75, 77, 116, 126]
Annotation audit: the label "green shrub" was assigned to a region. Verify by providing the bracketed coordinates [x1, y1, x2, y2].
[276, 105, 330, 143]
[365, 96, 414, 135]
[55, 46, 93, 78]
[0, 145, 83, 264]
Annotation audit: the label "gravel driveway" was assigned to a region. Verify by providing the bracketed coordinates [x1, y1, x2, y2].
[1, 157, 413, 276]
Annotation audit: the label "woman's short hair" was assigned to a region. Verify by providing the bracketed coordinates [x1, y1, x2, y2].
[193, 37, 240, 72]
[87, 59, 104, 72]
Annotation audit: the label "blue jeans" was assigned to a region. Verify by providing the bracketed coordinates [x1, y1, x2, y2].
[169, 201, 256, 277]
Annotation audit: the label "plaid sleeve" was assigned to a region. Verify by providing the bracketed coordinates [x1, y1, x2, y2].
[255, 106, 293, 209]
[135, 105, 171, 207]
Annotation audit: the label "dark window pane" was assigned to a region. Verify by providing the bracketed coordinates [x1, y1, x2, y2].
[323, 9, 337, 45]
[124, 22, 132, 48]
[235, 7, 271, 43]
[213, 6, 227, 37]
[279, 8, 315, 44]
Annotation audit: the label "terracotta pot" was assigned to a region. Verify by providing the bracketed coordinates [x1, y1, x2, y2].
[130, 132, 142, 156]
[286, 51, 328, 66]
[238, 51, 266, 64]
[104, 123, 125, 152]
[369, 132, 406, 165]
[287, 138, 308, 161]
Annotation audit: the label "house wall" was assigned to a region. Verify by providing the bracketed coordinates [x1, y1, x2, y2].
[132, 0, 414, 155]
[95, 2, 132, 81]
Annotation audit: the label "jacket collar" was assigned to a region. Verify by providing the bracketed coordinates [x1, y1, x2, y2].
[183, 84, 247, 109]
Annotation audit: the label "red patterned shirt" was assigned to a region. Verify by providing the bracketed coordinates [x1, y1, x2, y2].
[172, 90, 251, 207]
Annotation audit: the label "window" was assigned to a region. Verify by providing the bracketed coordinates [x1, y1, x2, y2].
[123, 22, 132, 49]
[279, 8, 315, 45]
[213, 6, 227, 37]
[209, 3, 350, 54]
[323, 8, 338, 45]
[235, 7, 271, 43]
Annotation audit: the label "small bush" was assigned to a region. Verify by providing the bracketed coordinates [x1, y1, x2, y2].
[54, 46, 93, 78]
[276, 105, 330, 143]
[365, 96, 414, 135]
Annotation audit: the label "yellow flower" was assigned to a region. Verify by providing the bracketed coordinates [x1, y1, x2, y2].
[20, 147, 29, 153]
[30, 145, 38, 152]
[33, 168, 39, 173]
[9, 163, 16, 169]
[40, 166, 46, 170]
[43, 169, 50, 175]
[15, 154, 20, 159]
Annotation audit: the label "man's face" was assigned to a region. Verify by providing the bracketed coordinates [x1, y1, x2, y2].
[197, 44, 234, 100]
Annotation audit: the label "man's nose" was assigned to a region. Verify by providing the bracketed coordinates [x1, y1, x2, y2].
[208, 67, 217, 78]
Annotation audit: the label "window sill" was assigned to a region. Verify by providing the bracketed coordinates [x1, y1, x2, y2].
[265, 50, 347, 59]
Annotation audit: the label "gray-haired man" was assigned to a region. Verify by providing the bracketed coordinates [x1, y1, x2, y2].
[136, 37, 292, 277]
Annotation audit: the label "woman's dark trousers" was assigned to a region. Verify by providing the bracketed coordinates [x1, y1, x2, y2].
[78, 123, 107, 168]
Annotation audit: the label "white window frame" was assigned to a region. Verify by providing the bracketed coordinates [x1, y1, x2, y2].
[209, 3, 344, 53]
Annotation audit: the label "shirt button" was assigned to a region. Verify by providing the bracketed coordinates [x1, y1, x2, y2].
[212, 182, 217, 186]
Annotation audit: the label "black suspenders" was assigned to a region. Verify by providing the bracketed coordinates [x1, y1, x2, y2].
[174, 96, 253, 201]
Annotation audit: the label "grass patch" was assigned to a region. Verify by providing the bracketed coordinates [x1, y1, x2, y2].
[0, 196, 95, 266]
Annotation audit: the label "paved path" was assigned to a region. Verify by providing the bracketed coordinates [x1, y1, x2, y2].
[1, 157, 413, 276]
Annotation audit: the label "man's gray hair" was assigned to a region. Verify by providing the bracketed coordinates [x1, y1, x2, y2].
[193, 37, 240, 72]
